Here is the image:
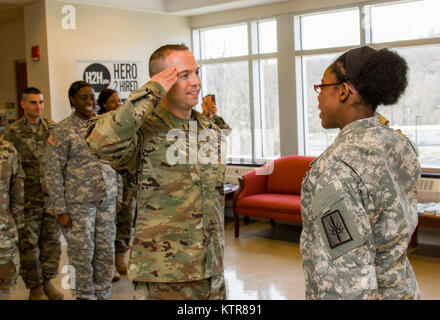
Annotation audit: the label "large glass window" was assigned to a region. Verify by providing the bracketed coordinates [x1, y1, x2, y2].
[199, 24, 248, 59]
[377, 45, 440, 168]
[256, 20, 277, 54]
[201, 61, 252, 160]
[298, 9, 360, 50]
[296, 0, 440, 170]
[300, 53, 339, 156]
[254, 59, 279, 159]
[194, 20, 280, 164]
[370, 0, 440, 43]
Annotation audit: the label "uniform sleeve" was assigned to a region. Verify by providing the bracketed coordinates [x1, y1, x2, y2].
[44, 127, 69, 216]
[309, 161, 377, 299]
[85, 81, 165, 175]
[117, 173, 123, 203]
[2, 127, 18, 148]
[9, 150, 25, 230]
[212, 115, 232, 136]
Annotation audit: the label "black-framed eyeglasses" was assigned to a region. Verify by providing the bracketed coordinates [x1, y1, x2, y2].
[313, 82, 343, 94]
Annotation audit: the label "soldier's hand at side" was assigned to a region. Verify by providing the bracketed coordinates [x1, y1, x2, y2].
[116, 201, 122, 214]
[150, 66, 178, 93]
[57, 213, 72, 228]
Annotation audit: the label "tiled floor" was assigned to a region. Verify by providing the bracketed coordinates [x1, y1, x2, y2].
[11, 218, 440, 300]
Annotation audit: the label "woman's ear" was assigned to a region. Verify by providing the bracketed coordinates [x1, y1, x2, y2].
[339, 82, 351, 102]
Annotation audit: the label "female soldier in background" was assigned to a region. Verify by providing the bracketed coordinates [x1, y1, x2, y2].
[97, 89, 136, 281]
[45, 81, 117, 300]
[300, 46, 420, 300]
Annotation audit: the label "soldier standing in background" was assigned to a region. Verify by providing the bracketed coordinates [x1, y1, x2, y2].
[2, 88, 63, 300]
[201, 94, 231, 134]
[45, 81, 117, 300]
[86, 44, 227, 300]
[97, 89, 136, 281]
[0, 140, 24, 300]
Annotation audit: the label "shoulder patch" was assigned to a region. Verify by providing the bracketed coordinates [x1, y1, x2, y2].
[47, 134, 58, 147]
[321, 210, 353, 249]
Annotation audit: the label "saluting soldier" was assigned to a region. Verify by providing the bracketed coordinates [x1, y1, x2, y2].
[2, 88, 63, 300]
[86, 44, 227, 300]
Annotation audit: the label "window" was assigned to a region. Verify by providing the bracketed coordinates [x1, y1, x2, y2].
[194, 19, 280, 164]
[298, 9, 360, 50]
[376, 45, 440, 169]
[369, 0, 440, 43]
[199, 24, 248, 59]
[300, 53, 340, 156]
[295, 0, 440, 170]
[201, 61, 252, 160]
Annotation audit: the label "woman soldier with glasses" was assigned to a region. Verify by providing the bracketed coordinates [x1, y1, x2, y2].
[300, 46, 421, 300]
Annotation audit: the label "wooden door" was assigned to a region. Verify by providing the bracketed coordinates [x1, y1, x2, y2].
[15, 61, 27, 119]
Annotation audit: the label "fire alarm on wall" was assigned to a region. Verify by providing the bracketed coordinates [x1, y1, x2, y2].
[31, 45, 40, 61]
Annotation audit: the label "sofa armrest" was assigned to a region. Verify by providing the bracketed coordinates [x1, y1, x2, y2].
[234, 170, 268, 203]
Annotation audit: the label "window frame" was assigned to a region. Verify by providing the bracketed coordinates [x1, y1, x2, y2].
[192, 0, 440, 172]
[193, 18, 281, 165]
[293, 0, 440, 173]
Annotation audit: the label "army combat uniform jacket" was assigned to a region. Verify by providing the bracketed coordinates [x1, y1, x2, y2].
[2, 117, 55, 207]
[86, 81, 226, 283]
[300, 116, 420, 300]
[45, 113, 118, 216]
[0, 140, 25, 251]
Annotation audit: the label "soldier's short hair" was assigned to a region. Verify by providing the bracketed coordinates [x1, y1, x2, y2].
[148, 44, 189, 77]
[21, 87, 42, 102]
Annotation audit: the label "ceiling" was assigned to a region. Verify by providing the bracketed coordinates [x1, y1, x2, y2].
[0, 0, 289, 16]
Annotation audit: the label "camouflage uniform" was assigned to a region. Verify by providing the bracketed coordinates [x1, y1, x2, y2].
[211, 115, 231, 134]
[86, 81, 226, 300]
[45, 112, 117, 300]
[2, 117, 61, 289]
[300, 116, 421, 300]
[0, 140, 24, 299]
[115, 174, 136, 253]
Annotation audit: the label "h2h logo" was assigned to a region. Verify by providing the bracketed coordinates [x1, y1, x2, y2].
[83, 63, 111, 92]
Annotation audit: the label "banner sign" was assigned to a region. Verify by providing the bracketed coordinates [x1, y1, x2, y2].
[77, 60, 145, 100]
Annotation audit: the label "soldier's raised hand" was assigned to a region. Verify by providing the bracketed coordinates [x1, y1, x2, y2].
[150, 66, 178, 93]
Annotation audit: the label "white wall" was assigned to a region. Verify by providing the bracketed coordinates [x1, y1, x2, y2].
[45, 0, 191, 121]
[0, 15, 26, 114]
[23, 0, 52, 120]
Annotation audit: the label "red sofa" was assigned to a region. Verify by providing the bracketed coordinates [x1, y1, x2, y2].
[233, 155, 316, 237]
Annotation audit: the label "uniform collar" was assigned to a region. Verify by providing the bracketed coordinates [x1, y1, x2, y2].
[21, 116, 49, 133]
[339, 116, 379, 137]
[71, 111, 95, 127]
[154, 104, 212, 130]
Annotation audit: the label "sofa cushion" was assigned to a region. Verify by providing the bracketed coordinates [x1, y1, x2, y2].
[236, 193, 301, 214]
[265, 155, 315, 194]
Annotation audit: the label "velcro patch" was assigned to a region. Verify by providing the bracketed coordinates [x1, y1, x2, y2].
[47, 134, 58, 147]
[321, 210, 352, 249]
